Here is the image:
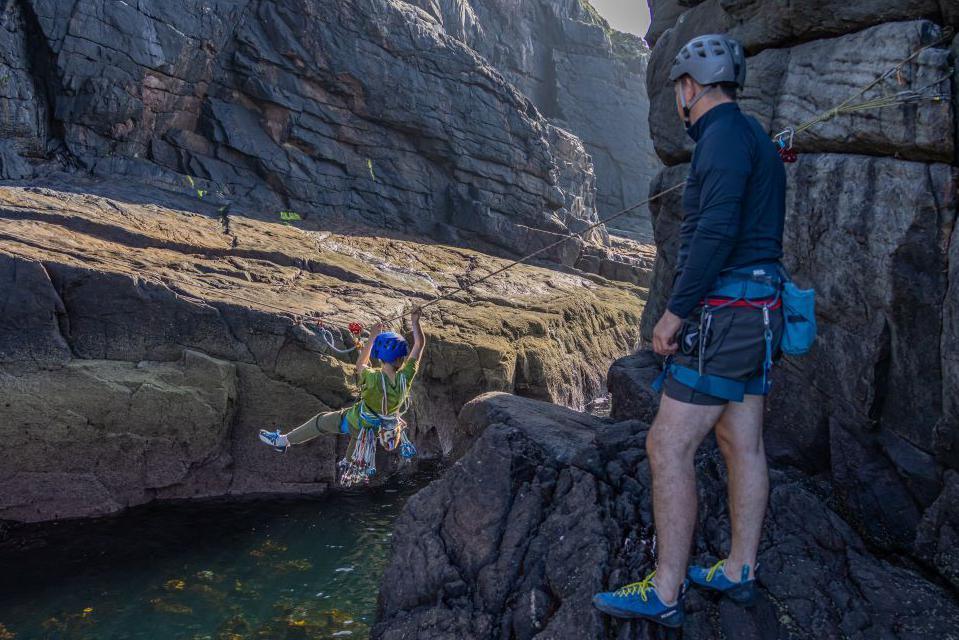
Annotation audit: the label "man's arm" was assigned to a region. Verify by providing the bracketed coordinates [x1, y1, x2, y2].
[666, 138, 751, 320]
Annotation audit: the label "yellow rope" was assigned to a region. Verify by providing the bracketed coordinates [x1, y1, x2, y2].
[791, 31, 952, 135]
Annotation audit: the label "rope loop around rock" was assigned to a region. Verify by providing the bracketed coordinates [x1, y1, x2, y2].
[319, 325, 360, 354]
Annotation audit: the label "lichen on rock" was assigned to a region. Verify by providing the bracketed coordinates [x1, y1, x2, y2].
[0, 182, 645, 522]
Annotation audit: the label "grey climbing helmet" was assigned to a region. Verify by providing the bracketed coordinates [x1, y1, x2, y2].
[668, 34, 746, 88]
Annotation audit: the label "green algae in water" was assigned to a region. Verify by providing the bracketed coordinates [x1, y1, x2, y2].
[0, 474, 431, 640]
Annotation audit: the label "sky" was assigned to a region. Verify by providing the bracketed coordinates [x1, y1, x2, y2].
[588, 0, 651, 36]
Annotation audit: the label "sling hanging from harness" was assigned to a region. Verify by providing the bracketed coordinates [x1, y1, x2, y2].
[338, 369, 417, 487]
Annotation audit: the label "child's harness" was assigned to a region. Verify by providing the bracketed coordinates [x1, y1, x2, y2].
[338, 370, 417, 487]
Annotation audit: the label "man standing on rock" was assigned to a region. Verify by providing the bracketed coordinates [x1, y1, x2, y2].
[593, 34, 787, 627]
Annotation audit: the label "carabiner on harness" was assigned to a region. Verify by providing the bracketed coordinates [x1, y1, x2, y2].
[774, 128, 797, 163]
[761, 304, 774, 392]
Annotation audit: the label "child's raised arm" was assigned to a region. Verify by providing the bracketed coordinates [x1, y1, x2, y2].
[356, 321, 383, 376]
[409, 308, 426, 365]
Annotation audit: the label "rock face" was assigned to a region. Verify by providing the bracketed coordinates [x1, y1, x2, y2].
[408, 0, 661, 239]
[0, 183, 645, 522]
[377, 2, 959, 635]
[641, 0, 959, 598]
[0, 0, 665, 522]
[0, 0, 658, 269]
[648, 18, 954, 166]
[0, 1, 50, 179]
[375, 392, 959, 639]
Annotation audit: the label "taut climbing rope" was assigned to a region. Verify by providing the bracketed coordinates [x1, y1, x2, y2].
[1, 33, 950, 333]
[791, 33, 952, 138]
[380, 31, 953, 320]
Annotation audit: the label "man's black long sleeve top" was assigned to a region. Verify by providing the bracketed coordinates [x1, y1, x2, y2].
[668, 102, 787, 319]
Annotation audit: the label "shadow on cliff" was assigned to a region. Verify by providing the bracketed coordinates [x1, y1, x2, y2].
[3, 174, 642, 291]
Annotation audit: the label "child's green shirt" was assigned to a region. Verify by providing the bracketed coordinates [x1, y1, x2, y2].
[343, 359, 418, 431]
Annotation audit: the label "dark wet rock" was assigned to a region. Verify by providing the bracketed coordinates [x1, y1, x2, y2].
[0, 0, 51, 179]
[608, 350, 662, 423]
[953, 33, 959, 162]
[941, 147, 959, 469]
[645, 0, 699, 48]
[742, 20, 952, 163]
[774, 155, 952, 476]
[0, 0, 657, 267]
[646, 0, 958, 53]
[724, 0, 959, 51]
[638, 163, 688, 343]
[915, 471, 959, 590]
[376, 392, 959, 639]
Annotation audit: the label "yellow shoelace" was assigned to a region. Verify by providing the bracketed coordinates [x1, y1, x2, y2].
[705, 559, 726, 582]
[614, 571, 657, 601]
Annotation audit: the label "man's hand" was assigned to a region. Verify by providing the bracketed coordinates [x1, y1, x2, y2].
[371, 321, 385, 338]
[410, 307, 422, 324]
[652, 310, 683, 356]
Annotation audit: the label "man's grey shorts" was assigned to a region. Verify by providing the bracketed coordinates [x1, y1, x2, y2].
[664, 304, 785, 406]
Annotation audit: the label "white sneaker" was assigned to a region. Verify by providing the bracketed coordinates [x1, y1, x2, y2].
[258, 429, 289, 452]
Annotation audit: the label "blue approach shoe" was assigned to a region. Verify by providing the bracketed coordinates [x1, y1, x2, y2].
[592, 572, 686, 628]
[688, 560, 756, 606]
[258, 429, 289, 452]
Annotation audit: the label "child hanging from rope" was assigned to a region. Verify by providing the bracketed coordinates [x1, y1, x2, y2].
[257, 309, 426, 486]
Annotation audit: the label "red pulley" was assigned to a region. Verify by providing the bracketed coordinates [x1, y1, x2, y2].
[348, 322, 363, 335]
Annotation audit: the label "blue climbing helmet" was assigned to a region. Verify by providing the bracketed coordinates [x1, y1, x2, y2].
[371, 332, 409, 363]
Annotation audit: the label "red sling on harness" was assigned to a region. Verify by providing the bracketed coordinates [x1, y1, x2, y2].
[702, 297, 782, 310]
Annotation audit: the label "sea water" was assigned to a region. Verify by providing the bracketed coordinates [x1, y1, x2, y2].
[0, 472, 432, 640]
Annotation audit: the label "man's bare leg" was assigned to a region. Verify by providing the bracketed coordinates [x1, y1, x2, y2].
[647, 395, 726, 602]
[713, 394, 768, 581]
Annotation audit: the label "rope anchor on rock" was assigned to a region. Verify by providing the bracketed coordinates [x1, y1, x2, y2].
[774, 128, 797, 163]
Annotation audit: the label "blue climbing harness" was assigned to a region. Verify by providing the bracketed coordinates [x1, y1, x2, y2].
[338, 370, 417, 487]
[653, 264, 785, 402]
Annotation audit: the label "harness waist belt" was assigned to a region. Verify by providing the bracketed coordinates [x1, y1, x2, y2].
[702, 297, 782, 309]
